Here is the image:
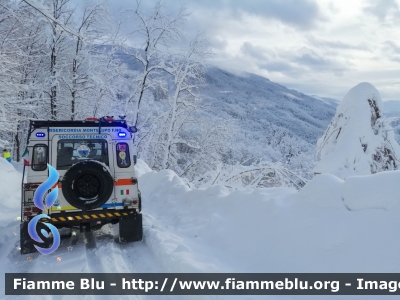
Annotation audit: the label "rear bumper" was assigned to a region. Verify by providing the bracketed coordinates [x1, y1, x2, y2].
[39, 208, 139, 227]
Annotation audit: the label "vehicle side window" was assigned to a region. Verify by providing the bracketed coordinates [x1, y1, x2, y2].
[32, 144, 47, 171]
[116, 143, 130, 168]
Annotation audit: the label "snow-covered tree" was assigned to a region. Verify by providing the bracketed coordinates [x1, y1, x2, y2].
[159, 32, 212, 169]
[62, 0, 120, 120]
[121, 0, 188, 127]
[43, 0, 74, 120]
[0, 0, 127, 158]
[0, 1, 48, 152]
[314, 82, 400, 179]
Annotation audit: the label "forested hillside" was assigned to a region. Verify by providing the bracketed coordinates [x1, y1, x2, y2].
[0, 0, 337, 189]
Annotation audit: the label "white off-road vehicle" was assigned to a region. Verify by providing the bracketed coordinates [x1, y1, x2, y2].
[20, 117, 142, 254]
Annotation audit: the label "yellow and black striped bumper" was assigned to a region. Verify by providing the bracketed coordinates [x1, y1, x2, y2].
[46, 209, 137, 224]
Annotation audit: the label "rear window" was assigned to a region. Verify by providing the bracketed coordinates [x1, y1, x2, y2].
[57, 139, 109, 170]
[32, 144, 48, 171]
[116, 143, 130, 168]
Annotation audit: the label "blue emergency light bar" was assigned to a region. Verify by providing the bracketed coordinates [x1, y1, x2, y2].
[118, 132, 127, 137]
[36, 132, 46, 138]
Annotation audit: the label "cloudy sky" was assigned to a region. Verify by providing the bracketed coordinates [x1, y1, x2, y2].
[107, 0, 400, 101]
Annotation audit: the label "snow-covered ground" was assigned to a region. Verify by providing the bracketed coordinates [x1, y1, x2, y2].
[1, 158, 400, 299]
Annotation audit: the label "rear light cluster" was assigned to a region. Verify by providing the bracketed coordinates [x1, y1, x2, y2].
[24, 183, 40, 190]
[122, 199, 139, 207]
[23, 207, 41, 216]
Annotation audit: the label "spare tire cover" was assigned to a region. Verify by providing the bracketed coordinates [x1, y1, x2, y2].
[62, 160, 114, 210]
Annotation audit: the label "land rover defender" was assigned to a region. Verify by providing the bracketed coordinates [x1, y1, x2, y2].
[20, 117, 142, 254]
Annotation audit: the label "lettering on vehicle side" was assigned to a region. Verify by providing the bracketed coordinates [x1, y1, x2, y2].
[49, 128, 121, 133]
[58, 135, 109, 139]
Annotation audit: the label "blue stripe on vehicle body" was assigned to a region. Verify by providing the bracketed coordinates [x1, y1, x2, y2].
[101, 203, 123, 208]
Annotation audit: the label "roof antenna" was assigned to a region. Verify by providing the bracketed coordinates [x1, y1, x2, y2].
[98, 117, 104, 134]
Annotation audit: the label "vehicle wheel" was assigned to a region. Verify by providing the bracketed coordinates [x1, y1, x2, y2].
[119, 213, 142, 242]
[62, 160, 114, 210]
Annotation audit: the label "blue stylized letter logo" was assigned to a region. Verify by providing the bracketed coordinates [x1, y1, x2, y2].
[28, 164, 61, 254]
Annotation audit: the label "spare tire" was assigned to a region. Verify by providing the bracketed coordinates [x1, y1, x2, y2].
[62, 160, 114, 210]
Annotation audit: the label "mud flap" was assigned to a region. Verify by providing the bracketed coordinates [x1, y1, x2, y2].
[84, 230, 96, 249]
[119, 213, 143, 242]
[20, 221, 53, 255]
[20, 221, 36, 255]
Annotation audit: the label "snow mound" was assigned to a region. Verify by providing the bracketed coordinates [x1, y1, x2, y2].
[0, 158, 22, 221]
[134, 158, 153, 177]
[343, 170, 400, 210]
[297, 173, 345, 209]
[314, 82, 400, 179]
[0, 156, 17, 172]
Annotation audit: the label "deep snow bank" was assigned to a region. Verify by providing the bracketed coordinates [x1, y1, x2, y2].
[297, 169, 400, 211]
[136, 159, 400, 273]
[296, 173, 344, 209]
[0, 158, 22, 221]
[343, 170, 400, 210]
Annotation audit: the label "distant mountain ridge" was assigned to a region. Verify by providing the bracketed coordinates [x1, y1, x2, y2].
[116, 49, 338, 166]
[200, 67, 336, 144]
[383, 100, 400, 116]
[311, 95, 339, 108]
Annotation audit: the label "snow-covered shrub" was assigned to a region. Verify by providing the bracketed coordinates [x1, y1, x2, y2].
[314, 82, 400, 179]
[195, 161, 307, 190]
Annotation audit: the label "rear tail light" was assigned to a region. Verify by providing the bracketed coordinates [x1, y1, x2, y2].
[24, 207, 31, 212]
[24, 183, 40, 190]
[32, 207, 41, 213]
[131, 178, 137, 185]
[122, 198, 139, 207]
[24, 212, 32, 216]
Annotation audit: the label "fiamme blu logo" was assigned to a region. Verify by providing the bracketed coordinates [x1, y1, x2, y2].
[28, 164, 60, 254]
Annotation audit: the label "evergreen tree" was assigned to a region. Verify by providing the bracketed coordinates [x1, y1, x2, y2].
[314, 82, 400, 179]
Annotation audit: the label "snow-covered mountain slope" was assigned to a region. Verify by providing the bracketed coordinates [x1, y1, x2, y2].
[199, 67, 336, 144]
[383, 100, 400, 116]
[2, 159, 400, 300]
[311, 95, 339, 108]
[117, 49, 337, 165]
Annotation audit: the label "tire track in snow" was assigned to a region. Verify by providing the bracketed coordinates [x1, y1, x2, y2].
[77, 223, 176, 300]
[0, 219, 50, 300]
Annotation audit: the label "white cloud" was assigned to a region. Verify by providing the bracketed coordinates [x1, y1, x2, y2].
[102, 0, 400, 100]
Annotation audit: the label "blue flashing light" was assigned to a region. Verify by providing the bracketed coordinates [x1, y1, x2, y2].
[36, 132, 46, 138]
[118, 132, 127, 137]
